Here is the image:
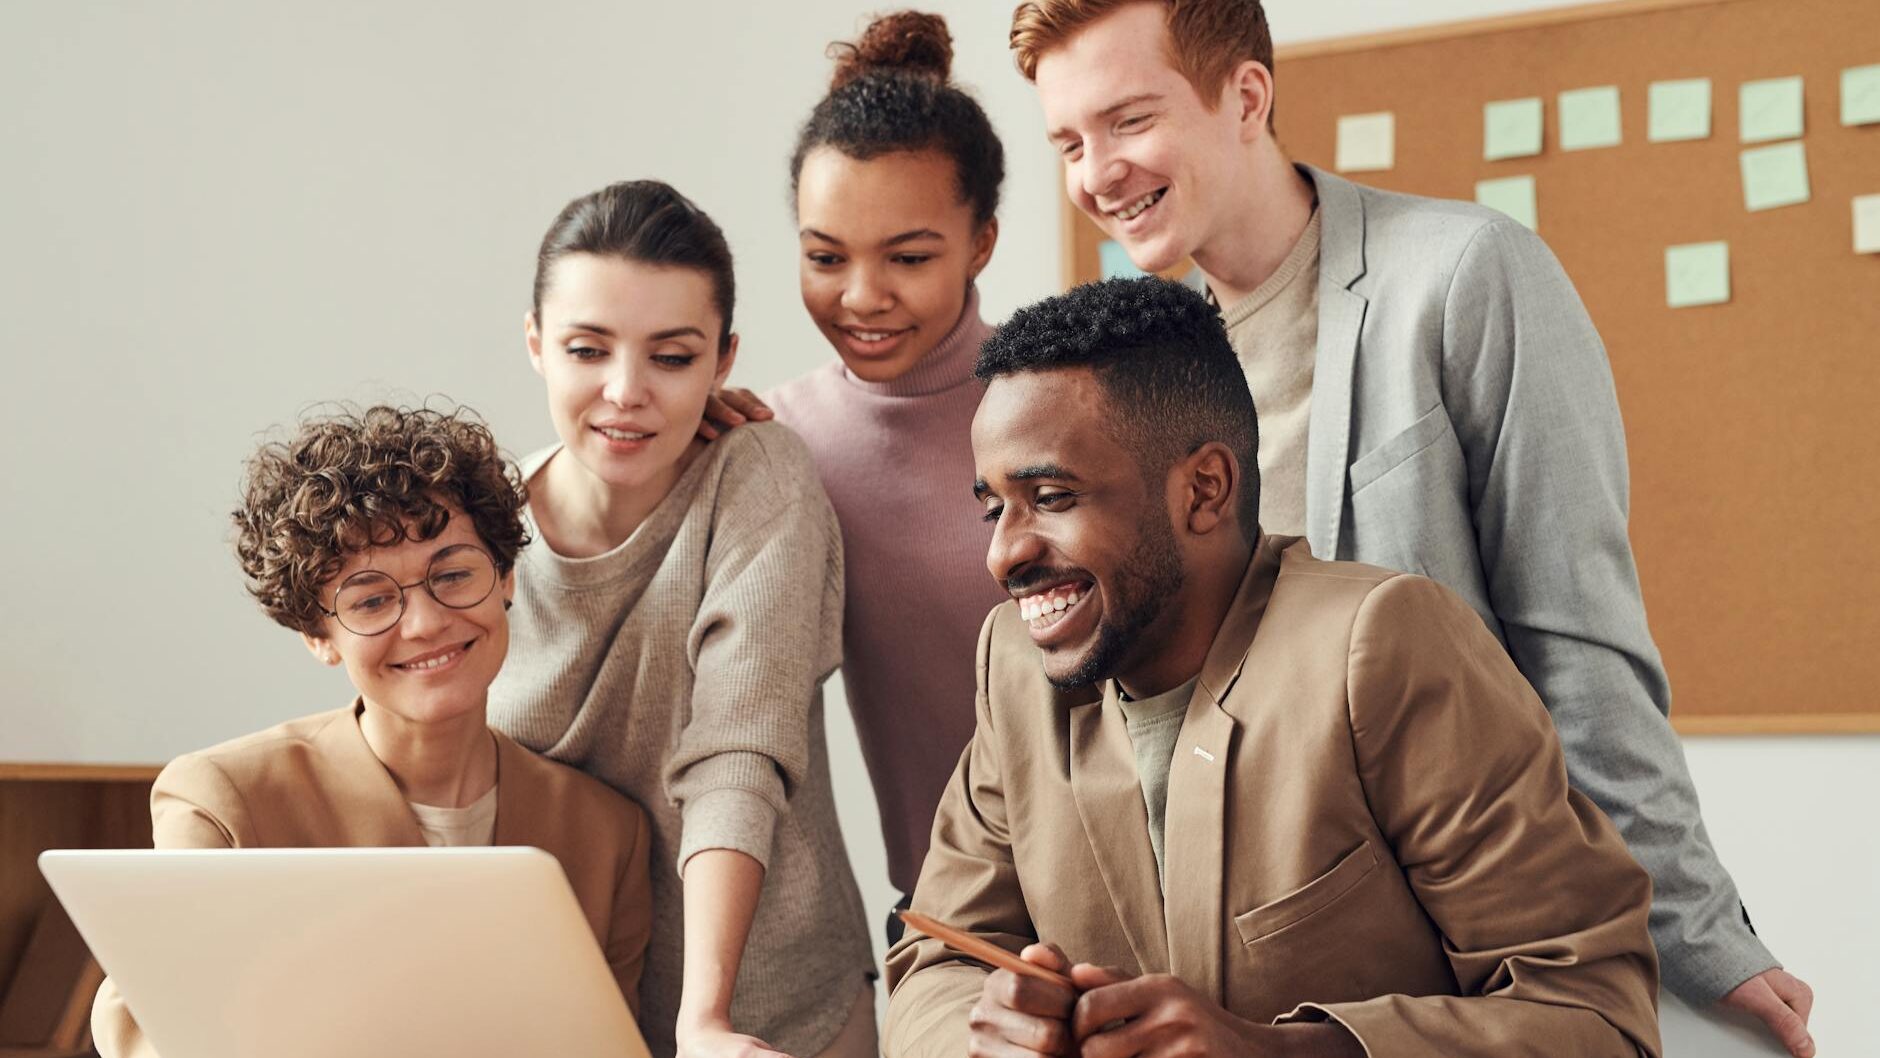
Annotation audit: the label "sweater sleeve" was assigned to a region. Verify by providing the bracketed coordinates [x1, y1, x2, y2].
[665, 429, 846, 875]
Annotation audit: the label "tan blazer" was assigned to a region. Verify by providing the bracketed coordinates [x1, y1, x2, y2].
[885, 536, 1661, 1058]
[92, 703, 654, 1058]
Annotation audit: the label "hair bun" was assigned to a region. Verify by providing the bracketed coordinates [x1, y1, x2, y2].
[829, 10, 953, 91]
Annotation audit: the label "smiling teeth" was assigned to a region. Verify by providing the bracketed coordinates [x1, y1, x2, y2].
[850, 330, 893, 342]
[1019, 589, 1083, 624]
[1113, 189, 1164, 221]
[399, 648, 461, 671]
[599, 427, 651, 441]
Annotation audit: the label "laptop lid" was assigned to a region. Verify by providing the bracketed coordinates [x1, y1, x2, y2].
[41, 846, 649, 1058]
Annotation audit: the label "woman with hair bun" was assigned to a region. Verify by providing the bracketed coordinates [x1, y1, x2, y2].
[760, 10, 1013, 946]
[489, 180, 874, 1058]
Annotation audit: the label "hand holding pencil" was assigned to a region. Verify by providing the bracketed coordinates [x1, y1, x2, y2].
[898, 910, 1081, 1058]
[898, 910, 1076, 989]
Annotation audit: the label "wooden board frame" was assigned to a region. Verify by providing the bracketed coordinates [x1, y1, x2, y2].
[1061, 0, 1880, 734]
[0, 769, 155, 1049]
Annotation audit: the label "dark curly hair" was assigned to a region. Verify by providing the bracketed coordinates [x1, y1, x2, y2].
[533, 180, 735, 353]
[232, 404, 530, 636]
[976, 277, 1261, 537]
[789, 11, 1005, 227]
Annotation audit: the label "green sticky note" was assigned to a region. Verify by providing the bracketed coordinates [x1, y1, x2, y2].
[1855, 195, 1880, 255]
[1665, 242, 1730, 309]
[1483, 97, 1543, 160]
[1842, 64, 1880, 127]
[1558, 86, 1622, 150]
[1740, 141, 1811, 211]
[1476, 175, 1538, 230]
[1335, 111, 1395, 172]
[1649, 79, 1712, 142]
[1739, 76, 1805, 143]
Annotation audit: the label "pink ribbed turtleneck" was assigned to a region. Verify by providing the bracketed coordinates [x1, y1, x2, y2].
[767, 290, 1007, 894]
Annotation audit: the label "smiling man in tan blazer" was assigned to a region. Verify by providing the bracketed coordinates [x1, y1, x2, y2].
[884, 279, 1660, 1058]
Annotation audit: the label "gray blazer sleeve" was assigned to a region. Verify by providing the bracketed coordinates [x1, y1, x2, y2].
[1439, 219, 1777, 1003]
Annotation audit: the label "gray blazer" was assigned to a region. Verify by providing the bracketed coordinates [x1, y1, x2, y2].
[1297, 165, 1774, 1003]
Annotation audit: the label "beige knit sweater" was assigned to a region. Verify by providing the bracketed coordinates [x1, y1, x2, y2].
[487, 422, 874, 1058]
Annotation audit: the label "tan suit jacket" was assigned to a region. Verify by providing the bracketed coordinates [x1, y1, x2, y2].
[885, 536, 1661, 1058]
[92, 703, 654, 1058]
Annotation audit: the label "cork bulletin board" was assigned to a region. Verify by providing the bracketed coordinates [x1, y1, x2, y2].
[1063, 0, 1880, 733]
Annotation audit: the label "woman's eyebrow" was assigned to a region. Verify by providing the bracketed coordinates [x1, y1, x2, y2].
[648, 326, 708, 342]
[800, 228, 945, 247]
[560, 321, 617, 337]
[883, 229, 945, 247]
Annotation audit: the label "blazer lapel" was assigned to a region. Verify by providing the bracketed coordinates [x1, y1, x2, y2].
[1302, 165, 1370, 560]
[490, 731, 536, 846]
[1068, 689, 1171, 973]
[1161, 542, 1281, 1001]
[316, 700, 429, 848]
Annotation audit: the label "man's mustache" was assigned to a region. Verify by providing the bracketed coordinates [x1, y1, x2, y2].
[1003, 567, 1091, 598]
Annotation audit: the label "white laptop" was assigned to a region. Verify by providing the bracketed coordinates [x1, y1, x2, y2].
[40, 846, 651, 1058]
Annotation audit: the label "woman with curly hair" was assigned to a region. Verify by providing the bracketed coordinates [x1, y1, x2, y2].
[91, 405, 655, 1058]
[487, 180, 873, 1058]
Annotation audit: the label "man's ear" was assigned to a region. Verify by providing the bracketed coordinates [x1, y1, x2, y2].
[525, 311, 546, 379]
[1226, 59, 1276, 143]
[301, 631, 343, 667]
[1182, 442, 1239, 535]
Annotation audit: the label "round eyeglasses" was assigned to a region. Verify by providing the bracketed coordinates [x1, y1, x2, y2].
[318, 543, 499, 637]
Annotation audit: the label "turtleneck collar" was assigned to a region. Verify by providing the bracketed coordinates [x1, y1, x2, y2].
[842, 286, 995, 399]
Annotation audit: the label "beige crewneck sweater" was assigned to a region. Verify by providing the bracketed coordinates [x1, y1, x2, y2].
[487, 422, 873, 1058]
[1220, 209, 1322, 538]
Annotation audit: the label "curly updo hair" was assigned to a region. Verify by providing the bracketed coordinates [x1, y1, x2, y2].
[789, 10, 1005, 227]
[977, 278, 1261, 539]
[232, 404, 529, 636]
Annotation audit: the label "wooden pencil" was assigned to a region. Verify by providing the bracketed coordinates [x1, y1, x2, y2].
[897, 910, 1076, 989]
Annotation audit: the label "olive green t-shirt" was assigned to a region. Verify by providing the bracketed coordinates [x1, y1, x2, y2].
[1117, 675, 1200, 888]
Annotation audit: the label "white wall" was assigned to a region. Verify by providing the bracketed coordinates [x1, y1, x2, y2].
[1, 2, 1869, 1055]
[0, 0, 1058, 762]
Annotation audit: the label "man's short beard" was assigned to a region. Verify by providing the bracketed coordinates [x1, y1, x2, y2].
[1046, 506, 1184, 691]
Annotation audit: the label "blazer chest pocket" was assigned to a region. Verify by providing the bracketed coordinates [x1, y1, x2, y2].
[1233, 841, 1380, 946]
[1348, 404, 1452, 496]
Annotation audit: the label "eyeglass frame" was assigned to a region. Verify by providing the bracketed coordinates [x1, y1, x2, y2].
[315, 543, 502, 637]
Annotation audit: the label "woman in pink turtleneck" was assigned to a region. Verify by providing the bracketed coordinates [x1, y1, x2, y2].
[719, 11, 1012, 940]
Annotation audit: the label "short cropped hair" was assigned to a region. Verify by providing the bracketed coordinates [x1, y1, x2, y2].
[232, 404, 529, 636]
[1010, 0, 1275, 125]
[975, 277, 1260, 537]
